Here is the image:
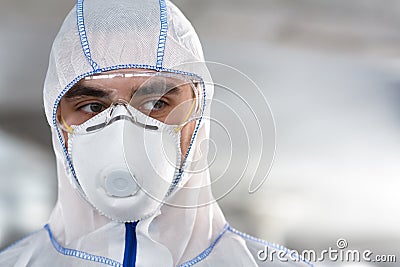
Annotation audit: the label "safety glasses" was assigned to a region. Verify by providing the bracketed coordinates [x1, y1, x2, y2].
[57, 70, 202, 134]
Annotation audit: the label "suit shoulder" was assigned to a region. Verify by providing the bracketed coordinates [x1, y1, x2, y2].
[223, 225, 316, 267]
[0, 228, 48, 266]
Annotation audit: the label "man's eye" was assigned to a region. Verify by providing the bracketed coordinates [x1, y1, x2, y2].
[80, 103, 106, 113]
[141, 100, 167, 112]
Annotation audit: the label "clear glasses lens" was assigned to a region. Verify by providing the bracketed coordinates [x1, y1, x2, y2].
[129, 74, 198, 125]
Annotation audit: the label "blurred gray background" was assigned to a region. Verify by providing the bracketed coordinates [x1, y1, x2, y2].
[0, 0, 399, 266]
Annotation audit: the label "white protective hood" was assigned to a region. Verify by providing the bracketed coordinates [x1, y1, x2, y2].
[43, 0, 226, 265]
[0, 0, 315, 266]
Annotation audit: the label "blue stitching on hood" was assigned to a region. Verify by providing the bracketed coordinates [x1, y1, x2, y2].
[76, 0, 100, 71]
[166, 72, 207, 196]
[156, 0, 168, 70]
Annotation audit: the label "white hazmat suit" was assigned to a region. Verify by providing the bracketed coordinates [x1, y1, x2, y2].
[0, 0, 313, 266]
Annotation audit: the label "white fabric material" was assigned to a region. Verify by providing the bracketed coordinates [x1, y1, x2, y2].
[0, 0, 312, 266]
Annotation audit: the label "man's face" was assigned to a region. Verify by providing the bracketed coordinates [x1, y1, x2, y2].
[57, 69, 197, 161]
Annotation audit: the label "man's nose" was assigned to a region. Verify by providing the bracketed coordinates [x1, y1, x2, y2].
[108, 99, 132, 118]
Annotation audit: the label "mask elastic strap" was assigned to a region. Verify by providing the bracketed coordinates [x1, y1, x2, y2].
[60, 114, 74, 134]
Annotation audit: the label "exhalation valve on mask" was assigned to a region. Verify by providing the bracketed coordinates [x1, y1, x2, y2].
[101, 166, 139, 198]
[67, 103, 182, 222]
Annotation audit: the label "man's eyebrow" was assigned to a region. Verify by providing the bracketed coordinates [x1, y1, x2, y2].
[64, 84, 110, 99]
[133, 83, 182, 97]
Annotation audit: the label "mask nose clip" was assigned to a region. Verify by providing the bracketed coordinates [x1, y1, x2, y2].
[106, 99, 136, 125]
[85, 99, 159, 133]
[85, 99, 138, 133]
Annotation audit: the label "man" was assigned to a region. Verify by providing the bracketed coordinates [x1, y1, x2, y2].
[0, 0, 312, 266]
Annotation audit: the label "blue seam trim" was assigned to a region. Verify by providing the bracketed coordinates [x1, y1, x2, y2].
[76, 0, 99, 71]
[177, 224, 229, 267]
[44, 224, 122, 267]
[227, 225, 315, 267]
[156, 0, 168, 70]
[51, 64, 205, 193]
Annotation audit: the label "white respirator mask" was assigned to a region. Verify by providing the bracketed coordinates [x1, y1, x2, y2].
[57, 71, 202, 222]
